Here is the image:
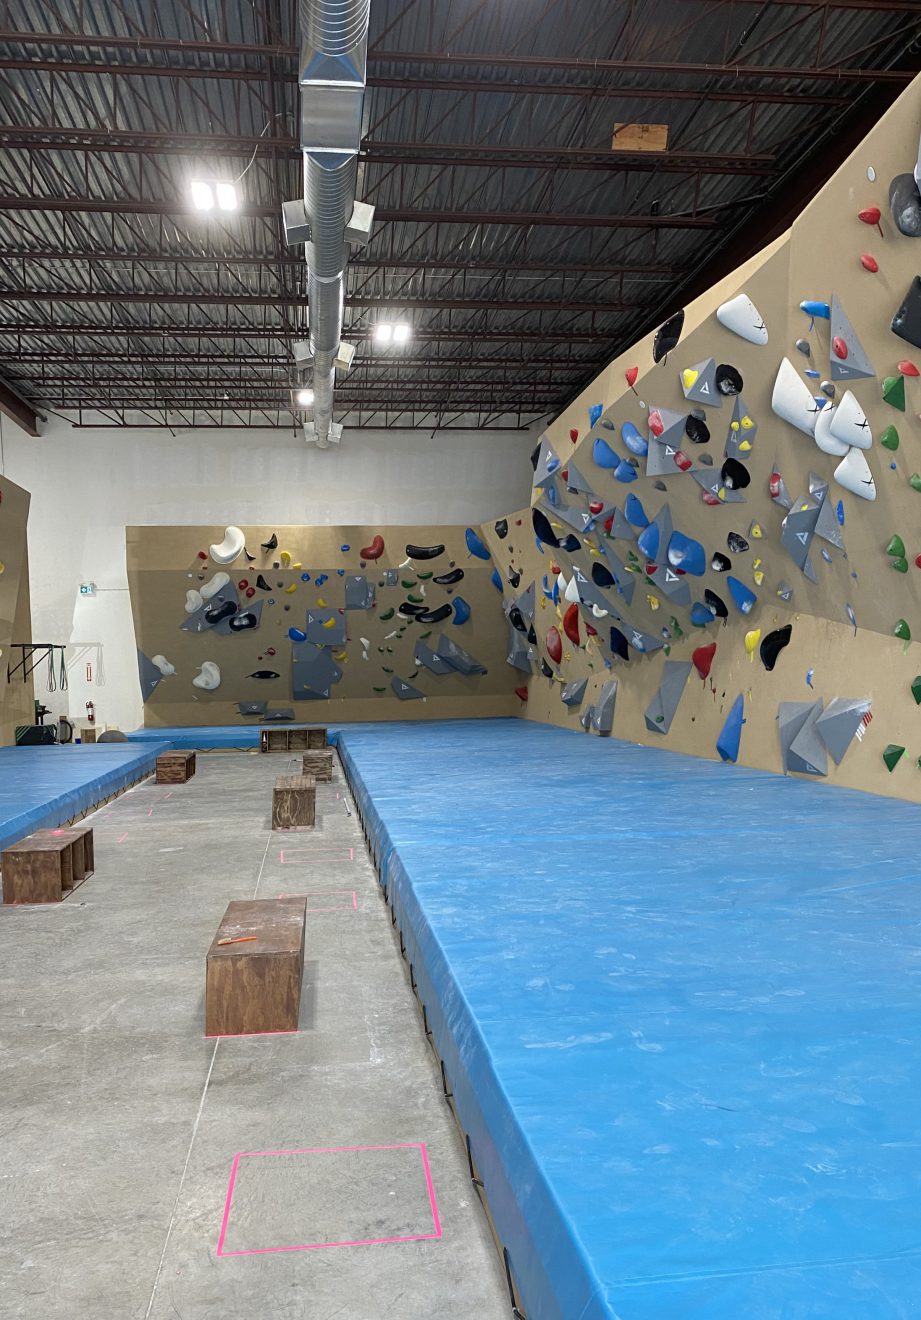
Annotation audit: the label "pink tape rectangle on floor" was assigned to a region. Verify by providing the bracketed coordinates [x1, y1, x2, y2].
[216, 1142, 442, 1257]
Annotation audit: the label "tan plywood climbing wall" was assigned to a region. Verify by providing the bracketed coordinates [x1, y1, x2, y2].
[0, 475, 34, 745]
[482, 73, 921, 803]
[128, 524, 516, 726]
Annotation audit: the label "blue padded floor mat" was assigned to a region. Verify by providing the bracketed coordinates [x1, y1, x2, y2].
[0, 742, 171, 854]
[127, 725, 345, 749]
[337, 719, 921, 1320]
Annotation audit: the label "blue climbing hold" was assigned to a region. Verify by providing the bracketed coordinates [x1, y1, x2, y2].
[465, 527, 491, 560]
[614, 459, 637, 483]
[300, 572, 311, 582]
[716, 694, 745, 763]
[621, 421, 648, 457]
[546, 484, 559, 505]
[288, 627, 307, 642]
[589, 402, 603, 428]
[636, 521, 661, 561]
[836, 500, 844, 526]
[799, 300, 831, 320]
[727, 575, 756, 614]
[624, 493, 649, 527]
[592, 436, 619, 469]
[667, 530, 706, 576]
[340, 544, 350, 552]
[452, 596, 471, 625]
[336, 568, 345, 576]
[490, 567, 502, 591]
[804, 369, 820, 379]
[315, 574, 328, 587]
[691, 601, 715, 627]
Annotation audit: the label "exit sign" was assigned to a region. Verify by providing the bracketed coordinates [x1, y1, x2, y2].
[79, 582, 96, 596]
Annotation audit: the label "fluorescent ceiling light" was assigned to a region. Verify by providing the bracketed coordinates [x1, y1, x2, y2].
[295, 388, 314, 407]
[374, 323, 393, 343]
[392, 323, 410, 344]
[190, 180, 214, 211]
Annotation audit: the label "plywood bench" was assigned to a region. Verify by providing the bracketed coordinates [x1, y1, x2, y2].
[205, 897, 307, 1036]
[2, 825, 95, 904]
[301, 748, 334, 782]
[261, 726, 328, 752]
[156, 750, 196, 784]
[272, 774, 316, 829]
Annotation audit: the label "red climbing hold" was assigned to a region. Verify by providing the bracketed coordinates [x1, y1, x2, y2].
[833, 336, 848, 360]
[674, 450, 693, 471]
[625, 366, 639, 389]
[589, 499, 604, 515]
[915, 554, 921, 570]
[561, 468, 569, 482]
[702, 490, 720, 506]
[769, 470, 782, 497]
[899, 360, 920, 377]
[514, 685, 529, 702]
[648, 409, 664, 437]
[197, 551, 208, 560]
[585, 621, 598, 637]
[569, 428, 579, 444]
[546, 625, 563, 664]
[245, 587, 255, 599]
[858, 205, 883, 236]
[359, 534, 385, 560]
[645, 562, 658, 576]
[562, 603, 581, 645]
[692, 641, 717, 680]
[603, 513, 615, 534]
[860, 254, 879, 273]
[551, 562, 561, 575]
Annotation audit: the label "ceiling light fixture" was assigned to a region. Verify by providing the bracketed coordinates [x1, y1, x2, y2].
[295, 387, 315, 407]
[374, 321, 410, 346]
[190, 179, 238, 213]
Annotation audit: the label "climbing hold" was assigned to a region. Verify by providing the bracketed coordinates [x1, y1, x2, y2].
[417, 604, 452, 624]
[894, 619, 911, 641]
[614, 459, 638, 483]
[514, 686, 529, 702]
[593, 436, 619, 469]
[883, 744, 906, 773]
[562, 603, 581, 644]
[200, 572, 230, 601]
[727, 532, 749, 555]
[721, 458, 750, 491]
[589, 403, 603, 427]
[910, 474, 921, 493]
[711, 552, 731, 572]
[832, 336, 849, 361]
[715, 363, 743, 396]
[716, 294, 767, 345]
[261, 533, 278, 552]
[820, 380, 836, 398]
[666, 530, 705, 576]
[692, 641, 716, 680]
[451, 597, 471, 625]
[752, 559, 764, 586]
[284, 583, 298, 594]
[621, 421, 648, 457]
[204, 599, 236, 625]
[893, 557, 909, 574]
[648, 408, 665, 436]
[726, 576, 756, 614]
[716, 695, 745, 763]
[744, 628, 761, 661]
[184, 589, 203, 614]
[228, 612, 258, 632]
[625, 365, 639, 389]
[360, 535, 385, 560]
[406, 542, 446, 560]
[340, 545, 350, 552]
[653, 309, 684, 362]
[192, 661, 221, 691]
[858, 204, 883, 235]
[828, 390, 871, 449]
[772, 357, 818, 436]
[684, 414, 710, 444]
[532, 508, 559, 548]
[799, 300, 830, 321]
[760, 625, 792, 671]
[887, 534, 906, 558]
[860, 254, 879, 273]
[279, 550, 292, 567]
[912, 675, 921, 705]
[569, 429, 579, 444]
[833, 447, 876, 501]
[795, 338, 811, 357]
[288, 627, 307, 642]
[624, 493, 649, 527]
[899, 360, 920, 377]
[704, 588, 728, 619]
[882, 375, 907, 411]
[880, 424, 900, 451]
[379, 608, 395, 621]
[546, 626, 563, 664]
[494, 518, 509, 540]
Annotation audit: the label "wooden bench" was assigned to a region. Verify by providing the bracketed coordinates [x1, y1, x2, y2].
[272, 774, 316, 829]
[2, 825, 95, 904]
[261, 726, 327, 752]
[301, 748, 334, 782]
[205, 897, 307, 1036]
[156, 750, 196, 784]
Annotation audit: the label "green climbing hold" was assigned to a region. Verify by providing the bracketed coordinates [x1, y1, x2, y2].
[895, 618, 911, 641]
[892, 557, 909, 574]
[883, 743, 906, 772]
[669, 615, 684, 639]
[883, 375, 906, 411]
[373, 686, 386, 693]
[911, 675, 921, 705]
[379, 607, 395, 620]
[418, 630, 432, 640]
[881, 424, 900, 451]
[382, 666, 393, 673]
[407, 593, 424, 603]
[887, 534, 906, 558]
[401, 579, 417, 589]
[911, 473, 921, 493]
[663, 644, 671, 656]
[417, 571, 434, 580]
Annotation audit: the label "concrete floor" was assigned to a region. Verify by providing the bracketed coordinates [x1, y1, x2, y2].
[0, 751, 510, 1319]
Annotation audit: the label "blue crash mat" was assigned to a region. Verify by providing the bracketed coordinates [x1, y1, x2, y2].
[0, 742, 171, 854]
[127, 724, 345, 749]
[337, 719, 921, 1320]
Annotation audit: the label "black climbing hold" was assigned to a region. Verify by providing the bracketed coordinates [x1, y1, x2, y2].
[653, 309, 684, 363]
[494, 518, 509, 539]
[592, 562, 616, 589]
[527, 624, 537, 644]
[256, 574, 271, 591]
[416, 604, 452, 624]
[685, 414, 710, 445]
[261, 533, 278, 551]
[532, 508, 559, 548]
[508, 606, 527, 632]
[711, 552, 732, 572]
[704, 588, 728, 619]
[609, 626, 630, 661]
[507, 569, 521, 589]
[727, 532, 749, 554]
[434, 568, 464, 585]
[228, 611, 258, 631]
[653, 480, 667, 492]
[715, 364, 743, 397]
[559, 534, 582, 553]
[204, 599, 236, 624]
[405, 543, 445, 560]
[891, 276, 921, 351]
[760, 623, 793, 672]
[244, 549, 256, 562]
[399, 603, 427, 617]
[720, 457, 750, 490]
[540, 657, 554, 678]
[249, 670, 280, 679]
[889, 173, 921, 239]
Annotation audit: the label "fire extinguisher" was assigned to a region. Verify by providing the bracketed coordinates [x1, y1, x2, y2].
[85, 700, 95, 724]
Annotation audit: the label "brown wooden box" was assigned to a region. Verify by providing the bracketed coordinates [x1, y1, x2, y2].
[1, 825, 95, 904]
[272, 774, 316, 829]
[81, 727, 97, 744]
[301, 748, 334, 782]
[205, 897, 307, 1036]
[156, 750, 196, 784]
[260, 726, 327, 752]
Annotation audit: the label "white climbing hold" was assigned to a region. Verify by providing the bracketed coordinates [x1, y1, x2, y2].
[833, 447, 876, 501]
[184, 589, 203, 614]
[209, 526, 245, 565]
[151, 655, 176, 676]
[564, 575, 581, 603]
[814, 406, 849, 457]
[192, 660, 222, 690]
[200, 571, 230, 601]
[716, 293, 768, 345]
[828, 389, 872, 450]
[771, 357, 818, 437]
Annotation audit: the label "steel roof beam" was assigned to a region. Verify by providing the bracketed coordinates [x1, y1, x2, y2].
[0, 374, 39, 435]
[0, 323, 611, 343]
[0, 289, 639, 313]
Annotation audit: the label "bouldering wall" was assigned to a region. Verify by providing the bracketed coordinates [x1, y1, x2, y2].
[0, 475, 34, 745]
[127, 524, 515, 726]
[483, 72, 921, 803]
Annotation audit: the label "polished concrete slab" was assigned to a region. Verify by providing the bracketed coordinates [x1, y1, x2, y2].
[0, 750, 509, 1319]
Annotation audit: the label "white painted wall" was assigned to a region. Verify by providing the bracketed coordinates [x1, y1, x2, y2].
[0, 415, 535, 732]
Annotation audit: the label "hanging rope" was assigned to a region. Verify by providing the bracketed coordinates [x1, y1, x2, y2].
[47, 647, 56, 693]
[59, 647, 68, 690]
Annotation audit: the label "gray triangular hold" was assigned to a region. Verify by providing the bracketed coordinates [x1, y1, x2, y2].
[626, 625, 665, 655]
[515, 581, 535, 622]
[829, 293, 875, 382]
[681, 358, 722, 407]
[778, 700, 823, 773]
[645, 439, 684, 477]
[391, 676, 425, 700]
[781, 498, 821, 572]
[788, 702, 828, 776]
[436, 635, 487, 675]
[724, 395, 758, 462]
[345, 574, 375, 610]
[591, 680, 617, 733]
[416, 639, 454, 675]
[815, 698, 870, 765]
[691, 468, 746, 503]
[607, 508, 636, 540]
[776, 580, 794, 602]
[561, 677, 588, 707]
[505, 627, 534, 674]
[533, 434, 562, 486]
[813, 492, 845, 550]
[644, 660, 692, 734]
[651, 565, 691, 607]
[656, 408, 690, 449]
[581, 705, 595, 732]
[564, 462, 594, 495]
[137, 649, 163, 702]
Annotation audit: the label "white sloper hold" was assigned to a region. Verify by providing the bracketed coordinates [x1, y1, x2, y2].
[833, 446, 876, 501]
[152, 655, 176, 676]
[209, 526, 245, 565]
[200, 571, 230, 601]
[185, 589, 203, 614]
[814, 406, 849, 457]
[772, 357, 818, 436]
[828, 389, 872, 450]
[192, 660, 221, 690]
[564, 575, 581, 604]
[716, 293, 768, 345]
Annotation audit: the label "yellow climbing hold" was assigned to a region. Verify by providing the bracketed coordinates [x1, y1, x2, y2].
[646, 593, 660, 611]
[740, 414, 754, 430]
[682, 368, 699, 390]
[279, 550, 292, 566]
[317, 597, 327, 607]
[744, 628, 762, 660]
[292, 561, 302, 569]
[753, 558, 764, 586]
[284, 583, 298, 594]
[750, 523, 763, 539]
[333, 650, 348, 661]
[738, 440, 752, 453]
[322, 617, 336, 629]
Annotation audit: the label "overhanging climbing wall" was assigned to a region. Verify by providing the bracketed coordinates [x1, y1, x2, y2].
[482, 73, 921, 803]
[127, 524, 515, 726]
[0, 475, 34, 745]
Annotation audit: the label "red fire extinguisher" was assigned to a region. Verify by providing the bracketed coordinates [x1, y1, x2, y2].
[85, 700, 95, 724]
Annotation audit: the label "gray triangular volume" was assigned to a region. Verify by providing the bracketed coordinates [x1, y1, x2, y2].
[591, 680, 617, 733]
[646, 439, 681, 478]
[681, 358, 722, 408]
[652, 565, 692, 607]
[691, 468, 746, 503]
[564, 462, 594, 495]
[416, 639, 454, 675]
[626, 625, 665, 655]
[580, 705, 595, 731]
[435, 634, 487, 675]
[778, 700, 823, 773]
[533, 435, 562, 487]
[391, 675, 425, 700]
[515, 581, 535, 622]
[780, 498, 821, 572]
[561, 677, 588, 708]
[137, 649, 163, 702]
[788, 702, 828, 776]
[813, 492, 845, 550]
[506, 627, 535, 674]
[644, 660, 692, 735]
[829, 294, 875, 382]
[815, 698, 870, 765]
[608, 508, 635, 540]
[724, 395, 758, 462]
[345, 574, 376, 610]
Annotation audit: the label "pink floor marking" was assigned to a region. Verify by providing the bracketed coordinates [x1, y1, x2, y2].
[204, 1029, 299, 1041]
